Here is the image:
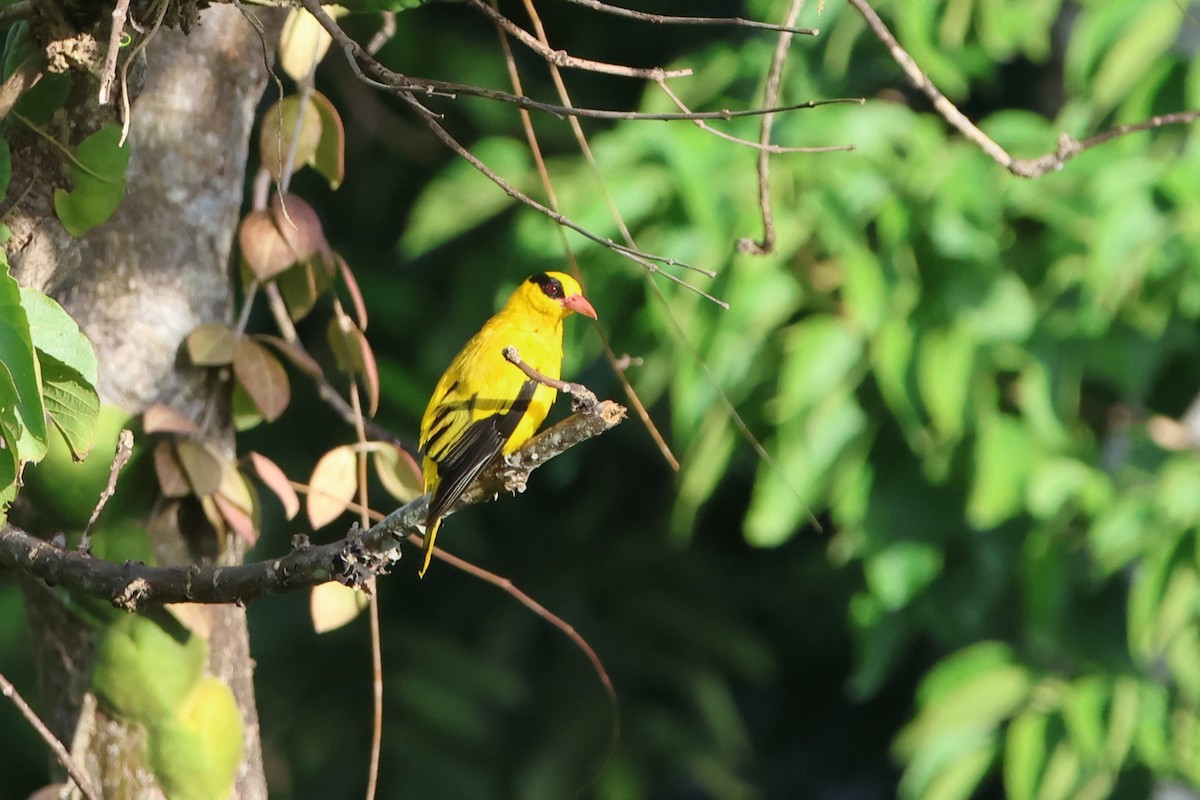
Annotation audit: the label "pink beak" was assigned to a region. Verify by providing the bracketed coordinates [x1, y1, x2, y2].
[561, 293, 598, 319]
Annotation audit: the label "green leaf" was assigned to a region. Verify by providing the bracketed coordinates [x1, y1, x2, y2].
[38, 353, 100, 461]
[967, 412, 1037, 529]
[917, 326, 975, 441]
[0, 266, 47, 462]
[401, 137, 531, 258]
[53, 124, 131, 237]
[20, 288, 99, 458]
[775, 315, 863, 418]
[1005, 707, 1050, 800]
[865, 541, 944, 612]
[1089, 0, 1181, 114]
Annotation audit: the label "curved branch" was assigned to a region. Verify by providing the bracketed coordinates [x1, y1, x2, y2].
[848, 0, 1200, 178]
[0, 401, 627, 610]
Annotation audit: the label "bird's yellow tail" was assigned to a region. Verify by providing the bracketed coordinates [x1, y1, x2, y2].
[419, 517, 442, 578]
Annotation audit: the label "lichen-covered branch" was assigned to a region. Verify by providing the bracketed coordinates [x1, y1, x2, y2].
[0, 402, 626, 610]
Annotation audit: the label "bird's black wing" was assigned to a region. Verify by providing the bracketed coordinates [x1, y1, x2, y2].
[426, 379, 536, 523]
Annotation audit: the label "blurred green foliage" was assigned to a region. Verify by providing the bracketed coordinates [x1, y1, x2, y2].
[5, 0, 1200, 798]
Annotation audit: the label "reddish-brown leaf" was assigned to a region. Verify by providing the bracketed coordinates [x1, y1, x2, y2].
[153, 441, 191, 498]
[270, 193, 326, 264]
[143, 404, 199, 436]
[335, 253, 367, 331]
[186, 322, 238, 366]
[373, 442, 423, 504]
[247, 451, 300, 520]
[239, 210, 296, 280]
[310, 91, 345, 190]
[175, 439, 223, 497]
[213, 490, 257, 544]
[233, 338, 291, 423]
[307, 444, 357, 529]
[309, 582, 368, 634]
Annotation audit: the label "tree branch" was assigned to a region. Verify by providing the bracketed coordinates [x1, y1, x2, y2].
[0, 402, 626, 610]
[848, 0, 1200, 178]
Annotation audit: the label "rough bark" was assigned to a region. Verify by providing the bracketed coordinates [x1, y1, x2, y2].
[7, 5, 278, 797]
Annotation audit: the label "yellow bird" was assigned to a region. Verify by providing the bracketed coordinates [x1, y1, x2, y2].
[417, 271, 597, 576]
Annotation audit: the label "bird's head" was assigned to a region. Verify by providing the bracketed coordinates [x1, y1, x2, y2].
[518, 271, 598, 320]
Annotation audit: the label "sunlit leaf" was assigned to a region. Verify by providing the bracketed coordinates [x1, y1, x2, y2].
[373, 443, 423, 504]
[310, 581, 368, 634]
[52, 124, 130, 237]
[279, 7, 339, 81]
[246, 451, 300, 520]
[307, 444, 357, 529]
[0, 265, 47, 462]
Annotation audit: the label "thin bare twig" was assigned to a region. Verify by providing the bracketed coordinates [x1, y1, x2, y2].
[79, 429, 135, 554]
[468, 0, 691, 79]
[515, 0, 819, 524]
[348, 383, 383, 800]
[848, 0, 1200, 177]
[738, 0, 806, 256]
[393, 88, 731, 305]
[0, 671, 101, 800]
[557, 0, 817, 36]
[296, 0, 830, 125]
[656, 78, 858, 155]
[492, 15, 680, 470]
[118, 0, 169, 146]
[97, 0, 131, 105]
[365, 10, 396, 56]
[504, 346, 598, 411]
[262, 282, 412, 450]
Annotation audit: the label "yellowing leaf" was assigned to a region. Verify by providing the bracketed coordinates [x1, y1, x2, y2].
[310, 581, 368, 634]
[260, 96, 322, 182]
[175, 440, 222, 498]
[280, 7, 338, 81]
[186, 323, 238, 366]
[373, 443, 423, 504]
[307, 444, 357, 528]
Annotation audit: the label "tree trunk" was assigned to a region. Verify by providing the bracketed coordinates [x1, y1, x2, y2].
[8, 5, 277, 797]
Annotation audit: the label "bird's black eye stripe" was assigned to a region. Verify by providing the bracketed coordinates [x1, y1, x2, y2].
[528, 272, 563, 298]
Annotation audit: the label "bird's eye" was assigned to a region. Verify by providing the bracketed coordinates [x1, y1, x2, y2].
[544, 278, 562, 298]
